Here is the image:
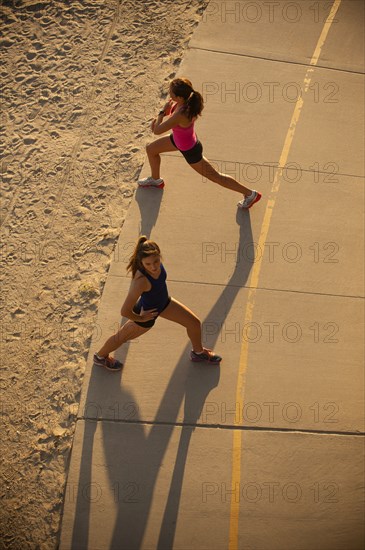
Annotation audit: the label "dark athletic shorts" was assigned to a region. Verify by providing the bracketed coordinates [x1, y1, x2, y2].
[132, 297, 171, 328]
[170, 134, 203, 165]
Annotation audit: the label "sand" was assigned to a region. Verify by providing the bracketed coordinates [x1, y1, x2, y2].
[0, 1, 207, 547]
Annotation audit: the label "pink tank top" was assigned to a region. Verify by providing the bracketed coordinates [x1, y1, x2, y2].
[171, 103, 197, 151]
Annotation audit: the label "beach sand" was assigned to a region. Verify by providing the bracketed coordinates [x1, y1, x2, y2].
[0, 1, 207, 547]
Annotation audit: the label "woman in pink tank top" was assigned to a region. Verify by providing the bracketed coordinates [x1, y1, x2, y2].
[138, 78, 261, 210]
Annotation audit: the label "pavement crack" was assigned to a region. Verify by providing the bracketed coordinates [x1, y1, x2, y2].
[77, 416, 364, 437]
[165, 281, 365, 301]
[190, 46, 364, 75]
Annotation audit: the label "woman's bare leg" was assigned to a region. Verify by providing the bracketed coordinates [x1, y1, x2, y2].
[96, 320, 151, 357]
[159, 298, 204, 352]
[146, 136, 177, 179]
[190, 156, 253, 196]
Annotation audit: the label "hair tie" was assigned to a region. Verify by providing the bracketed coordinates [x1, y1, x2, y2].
[138, 236, 147, 250]
[188, 91, 194, 99]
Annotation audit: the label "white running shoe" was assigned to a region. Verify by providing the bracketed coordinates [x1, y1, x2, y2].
[137, 176, 164, 189]
[237, 190, 262, 209]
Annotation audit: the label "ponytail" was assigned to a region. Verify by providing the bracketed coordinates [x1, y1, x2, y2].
[184, 90, 204, 120]
[170, 77, 204, 120]
[126, 235, 161, 277]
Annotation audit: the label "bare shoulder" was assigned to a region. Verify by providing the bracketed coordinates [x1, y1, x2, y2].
[174, 108, 194, 128]
[131, 271, 151, 292]
[170, 108, 189, 125]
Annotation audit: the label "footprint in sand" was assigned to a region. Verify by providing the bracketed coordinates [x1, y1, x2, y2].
[82, 163, 102, 185]
[11, 307, 26, 319]
[26, 210, 37, 220]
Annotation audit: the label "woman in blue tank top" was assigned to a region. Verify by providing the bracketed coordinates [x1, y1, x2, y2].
[93, 236, 222, 371]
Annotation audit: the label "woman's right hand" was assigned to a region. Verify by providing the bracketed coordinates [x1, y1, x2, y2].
[162, 99, 174, 116]
[140, 307, 158, 321]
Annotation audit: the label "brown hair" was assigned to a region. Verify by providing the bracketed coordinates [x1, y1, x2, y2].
[126, 236, 161, 277]
[170, 77, 204, 120]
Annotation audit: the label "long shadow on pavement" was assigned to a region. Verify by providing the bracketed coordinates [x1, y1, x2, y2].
[135, 186, 164, 238]
[70, 209, 254, 549]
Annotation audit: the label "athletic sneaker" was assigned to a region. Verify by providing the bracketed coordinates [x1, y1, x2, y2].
[190, 348, 222, 363]
[137, 176, 165, 189]
[93, 353, 123, 371]
[237, 190, 262, 209]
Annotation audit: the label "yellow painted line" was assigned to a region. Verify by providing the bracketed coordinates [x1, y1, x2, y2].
[228, 1, 342, 547]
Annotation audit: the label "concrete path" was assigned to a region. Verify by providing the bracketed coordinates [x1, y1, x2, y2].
[59, 1, 364, 549]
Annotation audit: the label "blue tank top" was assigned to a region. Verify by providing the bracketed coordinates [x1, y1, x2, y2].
[139, 264, 169, 312]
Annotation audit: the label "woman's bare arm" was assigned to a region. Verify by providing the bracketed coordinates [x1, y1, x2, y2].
[120, 276, 157, 321]
[152, 110, 186, 135]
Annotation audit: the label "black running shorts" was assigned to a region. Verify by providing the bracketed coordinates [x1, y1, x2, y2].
[170, 134, 203, 165]
[132, 297, 171, 328]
